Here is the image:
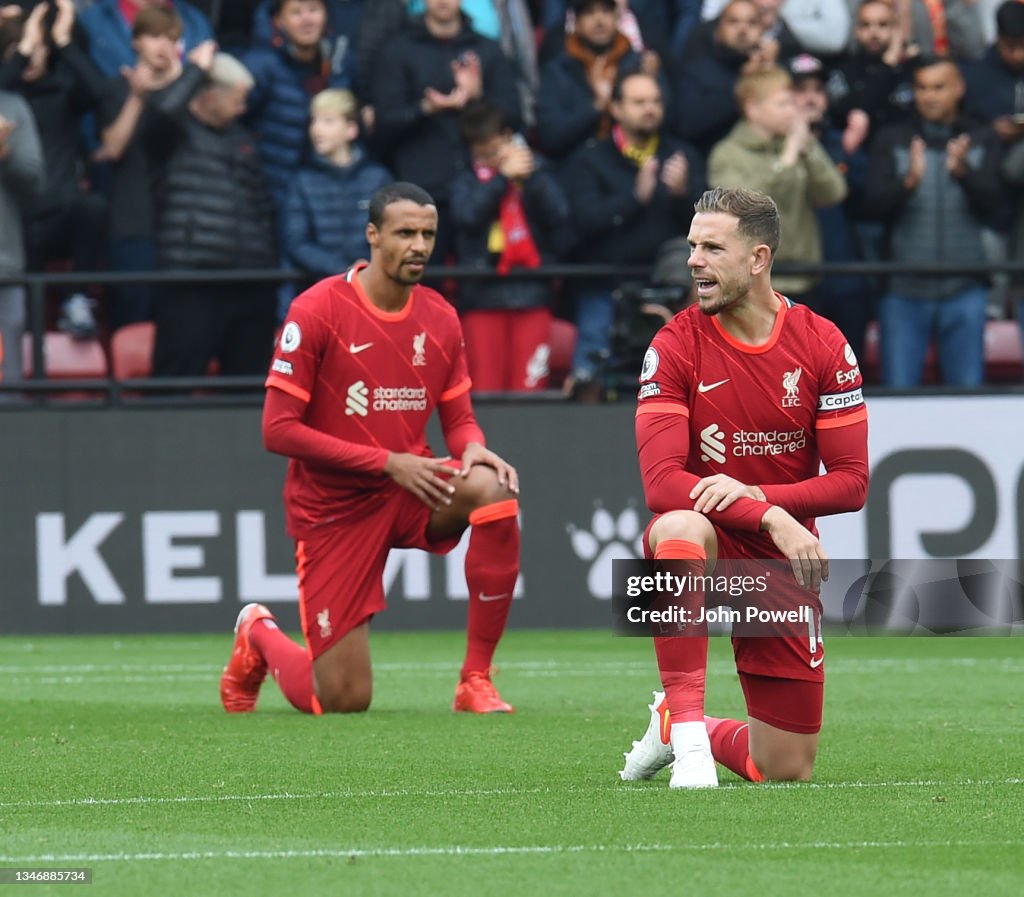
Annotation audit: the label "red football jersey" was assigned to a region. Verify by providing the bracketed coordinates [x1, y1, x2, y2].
[265, 265, 471, 536]
[636, 297, 866, 496]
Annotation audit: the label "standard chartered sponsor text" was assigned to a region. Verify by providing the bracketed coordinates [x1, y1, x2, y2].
[374, 386, 428, 412]
[732, 429, 806, 457]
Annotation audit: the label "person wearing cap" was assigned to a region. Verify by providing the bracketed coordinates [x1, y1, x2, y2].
[790, 52, 876, 360]
[708, 63, 847, 306]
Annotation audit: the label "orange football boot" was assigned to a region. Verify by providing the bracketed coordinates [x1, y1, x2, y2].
[220, 603, 275, 712]
[453, 669, 514, 713]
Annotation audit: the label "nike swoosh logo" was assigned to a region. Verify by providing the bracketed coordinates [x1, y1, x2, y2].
[809, 655, 824, 669]
[697, 378, 729, 393]
[478, 593, 510, 602]
[350, 342, 373, 354]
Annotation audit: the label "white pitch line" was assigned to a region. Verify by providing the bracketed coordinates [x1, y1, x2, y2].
[0, 660, 652, 675]
[5, 657, 1024, 680]
[3, 656, 1023, 675]
[1, 839, 1020, 865]
[3, 778, 1021, 811]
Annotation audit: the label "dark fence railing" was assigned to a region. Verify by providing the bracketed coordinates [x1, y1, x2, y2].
[1, 261, 1021, 403]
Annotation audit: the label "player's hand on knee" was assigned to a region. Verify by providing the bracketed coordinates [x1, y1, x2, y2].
[384, 452, 455, 509]
[760, 506, 829, 592]
[459, 442, 519, 494]
[690, 474, 766, 513]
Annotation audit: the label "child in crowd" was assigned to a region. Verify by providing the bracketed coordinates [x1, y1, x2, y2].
[283, 88, 392, 278]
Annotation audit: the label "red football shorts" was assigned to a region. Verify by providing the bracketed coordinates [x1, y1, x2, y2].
[644, 514, 825, 734]
[295, 479, 463, 659]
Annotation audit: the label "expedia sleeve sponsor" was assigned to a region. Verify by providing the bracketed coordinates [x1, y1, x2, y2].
[817, 388, 864, 412]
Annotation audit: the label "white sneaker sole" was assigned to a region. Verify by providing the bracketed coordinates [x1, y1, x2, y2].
[619, 691, 674, 781]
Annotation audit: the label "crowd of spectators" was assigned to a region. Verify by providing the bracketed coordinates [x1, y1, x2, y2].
[1, 0, 1023, 396]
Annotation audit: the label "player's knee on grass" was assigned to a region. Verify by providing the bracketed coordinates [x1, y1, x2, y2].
[648, 510, 715, 556]
[312, 642, 373, 714]
[313, 673, 372, 713]
[749, 724, 818, 782]
[756, 758, 815, 782]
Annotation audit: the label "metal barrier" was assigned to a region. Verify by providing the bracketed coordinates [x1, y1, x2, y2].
[1, 261, 1022, 402]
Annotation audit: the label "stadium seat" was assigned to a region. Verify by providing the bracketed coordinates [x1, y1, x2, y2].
[111, 322, 221, 380]
[19, 331, 109, 400]
[549, 319, 577, 389]
[863, 322, 940, 385]
[110, 321, 156, 380]
[21, 332, 108, 379]
[864, 319, 1023, 385]
[983, 320, 1023, 382]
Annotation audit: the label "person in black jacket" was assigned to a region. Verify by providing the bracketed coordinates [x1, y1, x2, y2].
[536, 0, 661, 165]
[153, 53, 278, 379]
[962, 1, 1024, 144]
[791, 52, 875, 361]
[0, 0, 107, 338]
[283, 87, 392, 277]
[671, 0, 776, 157]
[450, 100, 572, 392]
[369, 0, 521, 263]
[825, 0, 916, 148]
[97, 7, 216, 330]
[864, 56, 1002, 387]
[563, 69, 704, 396]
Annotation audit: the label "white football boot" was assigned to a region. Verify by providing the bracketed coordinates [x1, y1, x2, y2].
[619, 691, 674, 780]
[668, 720, 719, 789]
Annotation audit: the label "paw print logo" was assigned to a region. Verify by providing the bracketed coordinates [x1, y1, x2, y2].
[568, 505, 646, 599]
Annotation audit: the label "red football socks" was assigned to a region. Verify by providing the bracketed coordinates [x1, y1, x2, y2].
[705, 716, 765, 782]
[461, 500, 520, 679]
[652, 539, 708, 724]
[250, 619, 316, 714]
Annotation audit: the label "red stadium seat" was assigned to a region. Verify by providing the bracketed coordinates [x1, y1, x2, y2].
[984, 320, 1023, 382]
[111, 322, 222, 380]
[863, 321, 940, 385]
[548, 319, 577, 389]
[110, 321, 156, 380]
[20, 332, 109, 400]
[865, 319, 1023, 385]
[21, 332, 108, 379]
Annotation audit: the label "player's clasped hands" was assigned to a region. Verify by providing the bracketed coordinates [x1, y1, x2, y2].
[384, 453, 457, 509]
[689, 473, 766, 512]
[760, 506, 829, 593]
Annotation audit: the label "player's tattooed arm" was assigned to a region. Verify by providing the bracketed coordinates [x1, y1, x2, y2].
[689, 474, 766, 513]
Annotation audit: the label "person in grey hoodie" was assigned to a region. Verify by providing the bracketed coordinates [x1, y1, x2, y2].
[864, 56, 1002, 386]
[0, 88, 44, 388]
[1000, 135, 1024, 354]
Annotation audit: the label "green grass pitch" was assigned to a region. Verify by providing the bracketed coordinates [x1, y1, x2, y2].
[2, 631, 1022, 896]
